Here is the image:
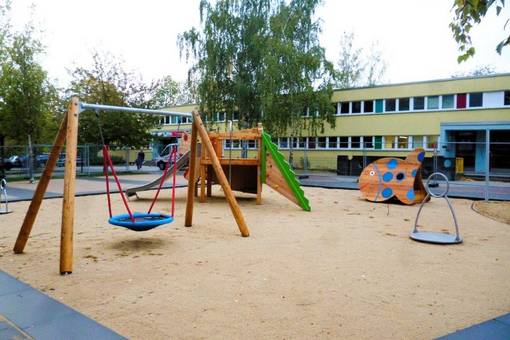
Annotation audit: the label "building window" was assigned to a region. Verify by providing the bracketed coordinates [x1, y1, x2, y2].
[351, 136, 361, 149]
[457, 93, 467, 109]
[442, 95, 454, 109]
[248, 140, 256, 149]
[374, 136, 383, 150]
[469, 92, 483, 107]
[351, 101, 361, 114]
[317, 137, 327, 149]
[279, 138, 289, 149]
[363, 136, 374, 149]
[298, 137, 306, 148]
[217, 112, 226, 122]
[384, 136, 393, 149]
[301, 107, 309, 117]
[232, 139, 240, 149]
[395, 136, 409, 149]
[398, 98, 410, 111]
[427, 96, 439, 110]
[505, 91, 510, 106]
[413, 97, 425, 110]
[426, 135, 438, 149]
[291, 137, 305, 149]
[363, 100, 374, 113]
[165, 116, 171, 125]
[339, 137, 349, 148]
[412, 136, 425, 148]
[375, 99, 384, 113]
[385, 98, 396, 112]
[340, 102, 350, 114]
[328, 137, 338, 149]
[308, 137, 316, 149]
[232, 111, 239, 121]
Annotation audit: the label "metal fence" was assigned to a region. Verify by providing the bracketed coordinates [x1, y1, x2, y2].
[284, 140, 510, 201]
[0, 144, 162, 181]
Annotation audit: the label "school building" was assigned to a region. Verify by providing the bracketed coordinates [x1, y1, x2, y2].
[152, 73, 510, 178]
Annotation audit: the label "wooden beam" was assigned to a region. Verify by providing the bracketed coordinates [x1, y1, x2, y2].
[206, 165, 212, 197]
[59, 97, 80, 274]
[199, 164, 206, 203]
[208, 129, 261, 140]
[201, 158, 260, 166]
[192, 111, 250, 237]
[13, 113, 69, 254]
[184, 119, 198, 227]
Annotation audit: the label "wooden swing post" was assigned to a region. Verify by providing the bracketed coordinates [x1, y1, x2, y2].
[60, 97, 80, 274]
[185, 111, 250, 237]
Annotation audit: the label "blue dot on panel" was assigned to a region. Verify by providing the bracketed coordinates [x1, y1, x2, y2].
[406, 190, 415, 200]
[382, 172, 393, 182]
[444, 159, 452, 168]
[417, 152, 425, 162]
[382, 187, 393, 198]
[411, 169, 417, 177]
[387, 159, 398, 169]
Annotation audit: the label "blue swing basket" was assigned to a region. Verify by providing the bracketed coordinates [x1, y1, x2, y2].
[109, 212, 174, 232]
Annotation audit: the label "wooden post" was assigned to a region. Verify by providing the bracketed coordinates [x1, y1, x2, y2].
[185, 119, 198, 227]
[199, 163, 206, 203]
[206, 166, 212, 197]
[192, 111, 250, 237]
[13, 115, 68, 254]
[59, 97, 80, 274]
[256, 134, 263, 205]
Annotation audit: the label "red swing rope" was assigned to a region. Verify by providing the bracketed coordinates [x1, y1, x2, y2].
[102, 147, 113, 218]
[147, 145, 178, 216]
[103, 145, 135, 222]
[170, 146, 177, 217]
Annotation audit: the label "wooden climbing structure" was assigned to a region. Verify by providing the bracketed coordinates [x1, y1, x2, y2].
[194, 125, 311, 212]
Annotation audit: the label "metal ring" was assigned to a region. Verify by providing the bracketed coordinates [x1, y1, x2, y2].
[0, 179, 6, 190]
[425, 172, 449, 198]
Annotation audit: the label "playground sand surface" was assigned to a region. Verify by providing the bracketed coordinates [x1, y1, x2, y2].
[1, 187, 509, 339]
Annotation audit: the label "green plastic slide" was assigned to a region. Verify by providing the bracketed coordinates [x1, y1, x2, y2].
[261, 132, 311, 211]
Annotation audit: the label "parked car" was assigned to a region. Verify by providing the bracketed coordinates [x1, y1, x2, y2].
[0, 158, 13, 171]
[155, 144, 178, 170]
[8, 155, 27, 168]
[57, 154, 83, 167]
[35, 154, 50, 167]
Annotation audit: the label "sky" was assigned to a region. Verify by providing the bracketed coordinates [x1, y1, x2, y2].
[9, 0, 510, 87]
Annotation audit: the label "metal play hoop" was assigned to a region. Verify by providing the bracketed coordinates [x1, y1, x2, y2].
[410, 172, 462, 244]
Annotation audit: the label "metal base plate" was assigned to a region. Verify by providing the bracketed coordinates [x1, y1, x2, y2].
[410, 231, 462, 244]
[0, 210, 11, 215]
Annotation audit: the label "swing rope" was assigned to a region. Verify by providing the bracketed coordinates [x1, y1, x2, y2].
[95, 110, 177, 226]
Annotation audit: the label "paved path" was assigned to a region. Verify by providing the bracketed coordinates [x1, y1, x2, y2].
[0, 271, 124, 339]
[438, 313, 510, 339]
[5, 172, 188, 202]
[298, 172, 510, 201]
[3, 171, 510, 202]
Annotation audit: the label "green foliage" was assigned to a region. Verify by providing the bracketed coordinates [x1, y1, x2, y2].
[67, 51, 160, 147]
[179, 0, 336, 136]
[451, 64, 497, 77]
[450, 0, 509, 62]
[0, 19, 59, 145]
[336, 32, 364, 88]
[151, 75, 198, 107]
[335, 32, 386, 88]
